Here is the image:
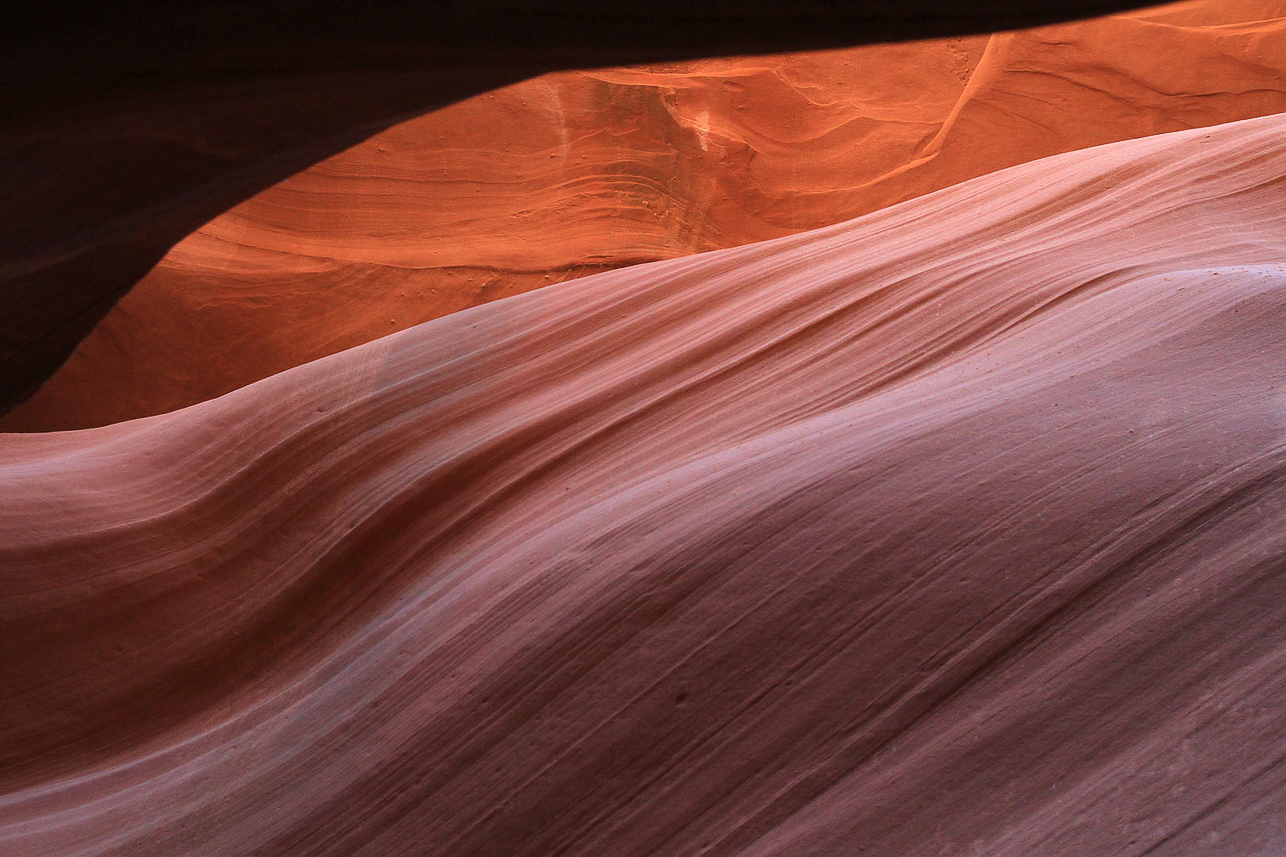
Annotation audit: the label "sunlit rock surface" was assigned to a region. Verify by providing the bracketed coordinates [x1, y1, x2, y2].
[0, 0, 1155, 417]
[6, 0, 1285, 430]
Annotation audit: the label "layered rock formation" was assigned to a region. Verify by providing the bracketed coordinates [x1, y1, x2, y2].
[8, 0, 1285, 430]
[3, 112, 1286, 855]
[0, 0, 1152, 417]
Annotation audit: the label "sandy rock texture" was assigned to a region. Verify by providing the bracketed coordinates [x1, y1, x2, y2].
[6, 0, 1284, 431]
[2, 112, 1285, 855]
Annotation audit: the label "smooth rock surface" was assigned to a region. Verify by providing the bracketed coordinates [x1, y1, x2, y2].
[2, 112, 1286, 855]
[0, 0, 1155, 416]
[9, 0, 1285, 430]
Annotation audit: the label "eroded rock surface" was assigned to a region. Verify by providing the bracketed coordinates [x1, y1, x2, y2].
[8, 0, 1285, 430]
[3, 113, 1286, 855]
[0, 0, 1153, 416]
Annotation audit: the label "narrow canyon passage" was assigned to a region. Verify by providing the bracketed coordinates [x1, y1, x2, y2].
[6, 0, 1285, 430]
[4, 2, 1286, 855]
[3, 110, 1286, 854]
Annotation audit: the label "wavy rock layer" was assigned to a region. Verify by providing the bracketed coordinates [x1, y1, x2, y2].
[0, 0, 1159, 418]
[8, 0, 1286, 431]
[3, 113, 1286, 855]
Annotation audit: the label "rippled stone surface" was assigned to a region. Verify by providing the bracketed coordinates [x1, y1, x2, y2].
[9, 0, 1285, 430]
[3, 112, 1286, 855]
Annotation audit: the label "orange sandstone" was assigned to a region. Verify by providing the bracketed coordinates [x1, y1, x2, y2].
[6, 0, 1286, 430]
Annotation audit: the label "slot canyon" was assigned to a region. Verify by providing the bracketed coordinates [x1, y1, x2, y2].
[3, 1, 1286, 854]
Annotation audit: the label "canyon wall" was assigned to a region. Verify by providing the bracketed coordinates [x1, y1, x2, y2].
[7, 0, 1284, 430]
[3, 112, 1285, 855]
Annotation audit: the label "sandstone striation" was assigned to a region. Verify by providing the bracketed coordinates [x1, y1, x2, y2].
[3, 113, 1286, 854]
[0, 0, 1152, 417]
[8, 0, 1285, 430]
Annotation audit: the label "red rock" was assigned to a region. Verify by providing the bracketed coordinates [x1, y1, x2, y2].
[2, 112, 1285, 855]
[0, 0, 1152, 417]
[9, 0, 1285, 430]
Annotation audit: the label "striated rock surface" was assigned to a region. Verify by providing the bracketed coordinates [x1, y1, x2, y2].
[0, 0, 1153, 418]
[9, 0, 1286, 430]
[3, 112, 1286, 855]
